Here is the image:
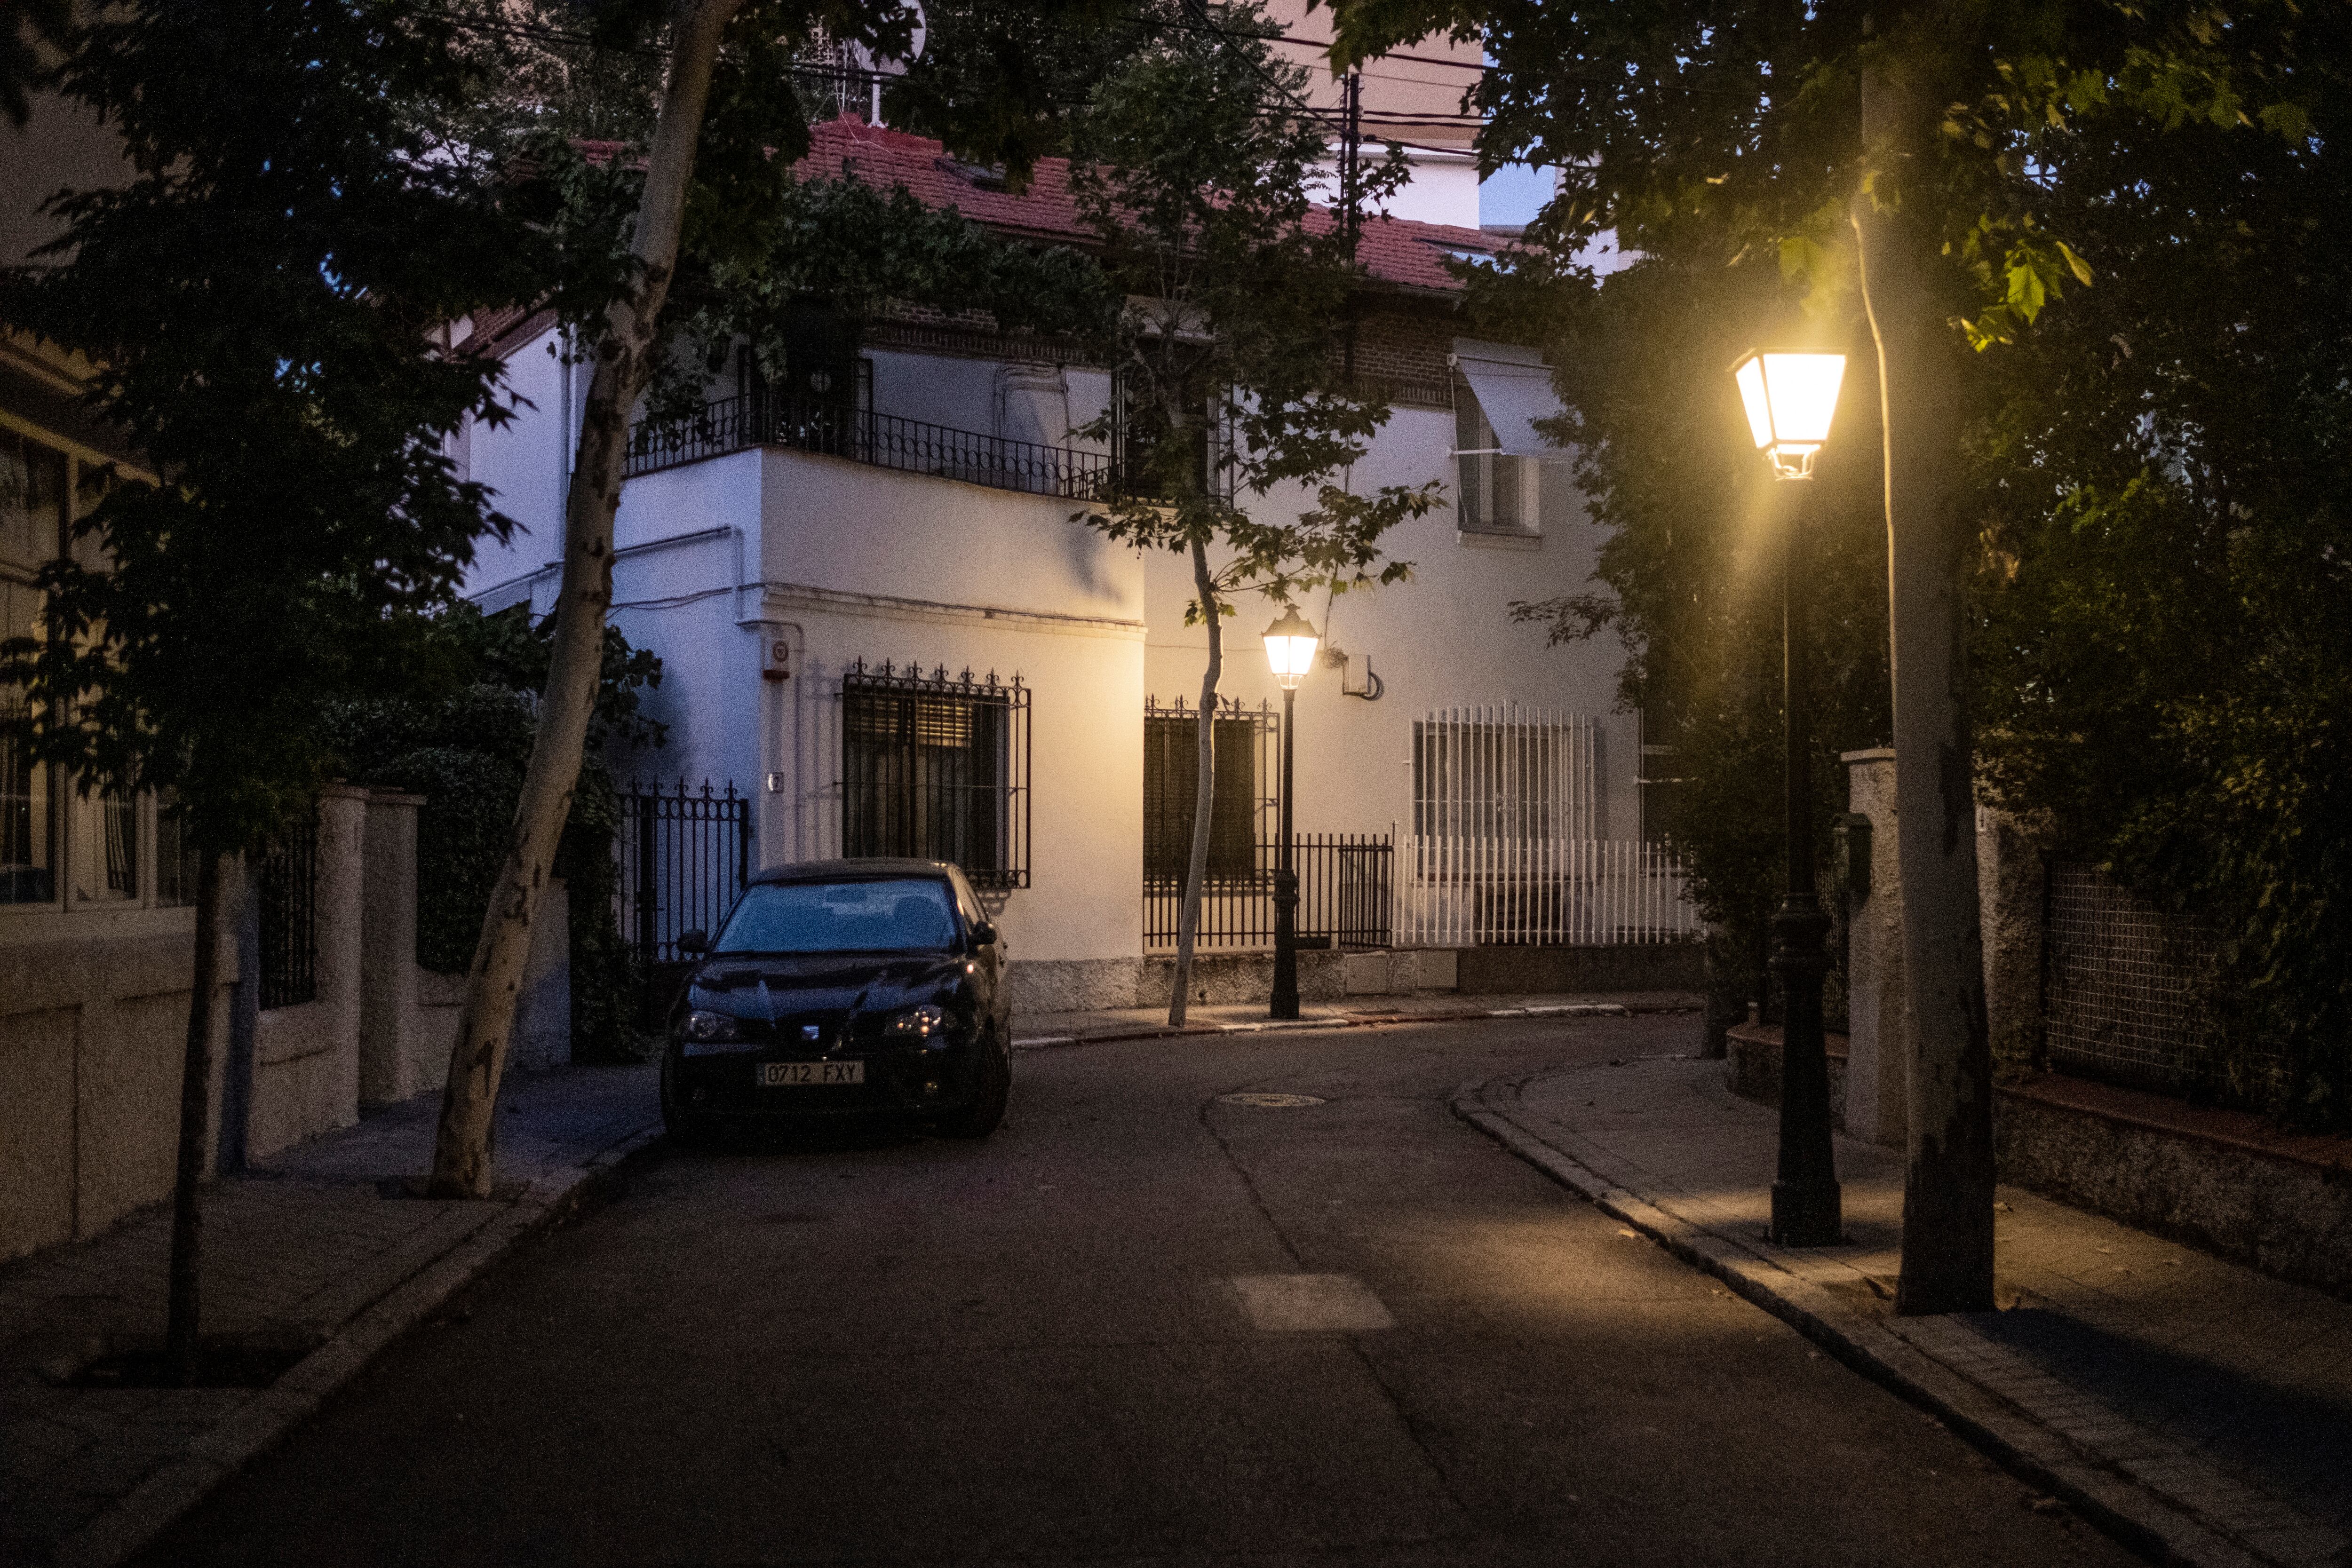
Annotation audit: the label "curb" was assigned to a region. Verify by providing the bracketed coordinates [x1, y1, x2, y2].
[49, 1122, 667, 1568]
[1012, 998, 1690, 1052]
[1452, 1082, 2336, 1568]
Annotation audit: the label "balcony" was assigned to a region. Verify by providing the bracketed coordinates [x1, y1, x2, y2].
[623, 392, 1118, 502]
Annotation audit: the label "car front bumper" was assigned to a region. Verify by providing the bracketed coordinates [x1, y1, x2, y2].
[667, 1037, 985, 1119]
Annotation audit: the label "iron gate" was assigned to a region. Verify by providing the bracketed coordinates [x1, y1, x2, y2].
[615, 779, 752, 965]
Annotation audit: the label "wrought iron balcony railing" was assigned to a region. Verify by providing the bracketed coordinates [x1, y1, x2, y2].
[623, 392, 1119, 502]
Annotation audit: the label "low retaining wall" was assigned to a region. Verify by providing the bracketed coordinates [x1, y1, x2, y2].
[1996, 1074, 2352, 1299]
[1008, 950, 1453, 1013]
[1009, 943, 1685, 1015]
[1456, 942, 1704, 996]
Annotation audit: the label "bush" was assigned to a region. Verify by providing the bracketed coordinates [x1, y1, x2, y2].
[323, 602, 664, 1062]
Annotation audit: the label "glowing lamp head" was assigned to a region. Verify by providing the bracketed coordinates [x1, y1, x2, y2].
[1730, 348, 1846, 480]
[1261, 605, 1321, 691]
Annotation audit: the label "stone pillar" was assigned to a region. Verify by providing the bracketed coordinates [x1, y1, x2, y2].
[313, 784, 370, 1123]
[1840, 750, 1909, 1147]
[508, 877, 572, 1072]
[1976, 805, 2046, 1077]
[360, 791, 426, 1107]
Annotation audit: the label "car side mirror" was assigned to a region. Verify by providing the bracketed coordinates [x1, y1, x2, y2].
[969, 921, 998, 948]
[678, 929, 710, 956]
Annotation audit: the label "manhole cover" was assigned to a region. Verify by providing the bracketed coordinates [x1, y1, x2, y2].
[1217, 1092, 1327, 1108]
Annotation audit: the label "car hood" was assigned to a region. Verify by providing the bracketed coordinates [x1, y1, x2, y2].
[687, 951, 967, 1027]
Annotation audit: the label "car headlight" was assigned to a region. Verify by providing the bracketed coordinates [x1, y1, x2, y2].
[884, 1004, 947, 1042]
[679, 1009, 741, 1049]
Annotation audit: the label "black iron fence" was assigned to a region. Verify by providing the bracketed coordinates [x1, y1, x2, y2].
[624, 392, 1118, 501]
[257, 810, 318, 1011]
[615, 779, 753, 966]
[1145, 832, 1393, 951]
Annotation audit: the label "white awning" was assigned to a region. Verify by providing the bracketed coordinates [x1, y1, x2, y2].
[1452, 341, 1568, 461]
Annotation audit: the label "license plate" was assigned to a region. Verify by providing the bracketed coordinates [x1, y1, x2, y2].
[761, 1060, 864, 1087]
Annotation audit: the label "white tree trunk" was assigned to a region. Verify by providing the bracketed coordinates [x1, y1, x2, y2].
[1168, 534, 1222, 1026]
[429, 0, 744, 1196]
[1853, 49, 1997, 1314]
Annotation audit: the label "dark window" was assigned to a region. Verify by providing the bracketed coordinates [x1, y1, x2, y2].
[258, 812, 318, 1010]
[1110, 374, 1233, 502]
[842, 662, 1029, 888]
[1143, 700, 1270, 882]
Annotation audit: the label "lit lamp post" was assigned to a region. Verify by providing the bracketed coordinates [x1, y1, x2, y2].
[1732, 348, 1848, 1247]
[1263, 605, 1321, 1020]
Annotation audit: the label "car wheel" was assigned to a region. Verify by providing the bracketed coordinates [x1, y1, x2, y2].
[660, 1056, 720, 1149]
[933, 1033, 1010, 1139]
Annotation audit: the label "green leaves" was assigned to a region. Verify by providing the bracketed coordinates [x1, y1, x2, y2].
[0, 0, 563, 856]
[1063, 2, 1417, 609]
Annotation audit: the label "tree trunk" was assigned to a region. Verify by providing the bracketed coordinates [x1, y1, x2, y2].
[1168, 534, 1222, 1026]
[163, 846, 226, 1385]
[1852, 50, 1996, 1315]
[429, 0, 744, 1197]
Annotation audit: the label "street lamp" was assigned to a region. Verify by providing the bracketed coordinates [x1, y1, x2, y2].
[1731, 346, 1847, 1248]
[1263, 605, 1321, 1020]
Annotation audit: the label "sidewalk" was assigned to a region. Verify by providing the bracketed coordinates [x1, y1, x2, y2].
[0, 1062, 661, 1568]
[1461, 1054, 2352, 1568]
[1012, 989, 1702, 1049]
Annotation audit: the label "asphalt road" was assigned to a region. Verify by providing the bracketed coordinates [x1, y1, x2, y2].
[139, 1015, 2136, 1568]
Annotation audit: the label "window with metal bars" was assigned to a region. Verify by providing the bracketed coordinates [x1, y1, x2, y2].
[1142, 698, 1272, 882]
[1411, 708, 1602, 842]
[841, 662, 1029, 888]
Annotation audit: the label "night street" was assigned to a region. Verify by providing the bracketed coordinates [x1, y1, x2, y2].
[135, 1015, 2128, 1568]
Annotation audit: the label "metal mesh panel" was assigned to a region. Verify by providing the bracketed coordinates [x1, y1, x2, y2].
[2042, 862, 2274, 1098]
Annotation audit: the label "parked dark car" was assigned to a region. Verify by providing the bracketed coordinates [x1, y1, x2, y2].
[659, 859, 1012, 1144]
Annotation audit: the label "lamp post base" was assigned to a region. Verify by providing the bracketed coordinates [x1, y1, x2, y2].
[1771, 1178, 1843, 1248]
[1269, 869, 1301, 1021]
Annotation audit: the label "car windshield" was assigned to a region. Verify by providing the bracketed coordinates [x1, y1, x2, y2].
[714, 878, 959, 954]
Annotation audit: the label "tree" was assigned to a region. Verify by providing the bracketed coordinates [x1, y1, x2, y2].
[1481, 238, 1891, 1060]
[428, 0, 1132, 1194]
[1325, 0, 2320, 1312]
[322, 603, 668, 1060]
[1965, 53, 2352, 1124]
[0, 0, 68, 128]
[1065, 4, 1435, 1023]
[0, 0, 553, 1380]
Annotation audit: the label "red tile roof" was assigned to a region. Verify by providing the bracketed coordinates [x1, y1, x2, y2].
[795, 117, 1488, 297]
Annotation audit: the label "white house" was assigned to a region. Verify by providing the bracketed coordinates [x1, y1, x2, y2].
[459, 117, 1692, 1012]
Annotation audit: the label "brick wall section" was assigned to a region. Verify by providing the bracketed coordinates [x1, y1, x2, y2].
[1345, 309, 1458, 407]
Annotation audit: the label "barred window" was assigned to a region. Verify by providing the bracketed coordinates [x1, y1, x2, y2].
[1143, 698, 1271, 882]
[1412, 707, 1603, 842]
[842, 661, 1029, 888]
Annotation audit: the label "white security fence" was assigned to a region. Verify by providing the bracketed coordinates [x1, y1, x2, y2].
[1395, 703, 1698, 947]
[1394, 833, 1699, 947]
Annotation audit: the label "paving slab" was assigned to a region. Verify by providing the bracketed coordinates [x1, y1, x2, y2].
[0, 1062, 660, 1568]
[1458, 1053, 2352, 1568]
